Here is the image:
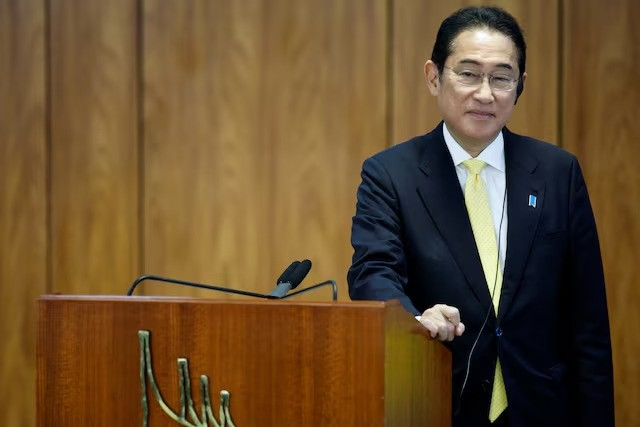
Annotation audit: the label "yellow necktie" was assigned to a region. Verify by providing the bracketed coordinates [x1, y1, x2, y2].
[462, 159, 507, 422]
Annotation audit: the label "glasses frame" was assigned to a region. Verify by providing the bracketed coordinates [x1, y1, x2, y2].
[443, 66, 519, 92]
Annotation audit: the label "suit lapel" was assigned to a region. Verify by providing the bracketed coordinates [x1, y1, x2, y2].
[416, 125, 493, 309]
[498, 130, 545, 322]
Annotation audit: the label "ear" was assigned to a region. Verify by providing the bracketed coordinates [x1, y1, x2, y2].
[424, 60, 440, 96]
[514, 71, 527, 104]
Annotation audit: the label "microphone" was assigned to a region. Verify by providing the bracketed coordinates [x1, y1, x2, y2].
[268, 259, 312, 298]
[277, 261, 301, 285]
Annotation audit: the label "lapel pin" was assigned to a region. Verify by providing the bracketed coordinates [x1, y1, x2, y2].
[528, 194, 537, 208]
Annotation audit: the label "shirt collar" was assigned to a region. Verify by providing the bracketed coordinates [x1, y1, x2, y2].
[442, 122, 505, 172]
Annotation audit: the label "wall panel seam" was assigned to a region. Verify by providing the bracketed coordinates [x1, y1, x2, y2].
[386, 0, 394, 148]
[136, 0, 145, 287]
[45, 0, 52, 294]
[557, 0, 565, 148]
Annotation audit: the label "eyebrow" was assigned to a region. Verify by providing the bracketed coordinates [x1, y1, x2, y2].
[457, 59, 514, 70]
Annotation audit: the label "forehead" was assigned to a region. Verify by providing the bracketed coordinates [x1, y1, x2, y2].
[448, 28, 518, 71]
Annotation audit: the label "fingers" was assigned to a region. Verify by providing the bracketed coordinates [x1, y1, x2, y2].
[439, 304, 461, 325]
[419, 317, 440, 339]
[418, 304, 464, 342]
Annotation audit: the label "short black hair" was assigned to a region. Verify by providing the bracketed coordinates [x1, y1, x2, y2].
[431, 6, 526, 99]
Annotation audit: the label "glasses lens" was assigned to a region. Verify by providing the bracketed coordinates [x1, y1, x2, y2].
[491, 75, 516, 91]
[455, 71, 481, 86]
[448, 67, 517, 91]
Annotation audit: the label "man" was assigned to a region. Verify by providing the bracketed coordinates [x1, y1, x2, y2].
[348, 6, 613, 427]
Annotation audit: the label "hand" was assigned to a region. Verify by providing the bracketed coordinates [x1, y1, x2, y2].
[417, 304, 465, 341]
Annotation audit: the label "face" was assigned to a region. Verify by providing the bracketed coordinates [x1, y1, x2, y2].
[425, 28, 526, 152]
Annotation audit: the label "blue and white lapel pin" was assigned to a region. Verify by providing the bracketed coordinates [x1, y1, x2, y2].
[528, 194, 537, 208]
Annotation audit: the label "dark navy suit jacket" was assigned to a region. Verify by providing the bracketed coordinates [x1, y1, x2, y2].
[348, 123, 614, 426]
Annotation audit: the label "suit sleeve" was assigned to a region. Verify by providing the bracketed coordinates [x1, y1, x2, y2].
[567, 158, 614, 425]
[347, 156, 419, 315]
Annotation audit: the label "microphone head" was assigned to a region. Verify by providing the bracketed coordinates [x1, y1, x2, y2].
[277, 261, 300, 285]
[288, 259, 312, 289]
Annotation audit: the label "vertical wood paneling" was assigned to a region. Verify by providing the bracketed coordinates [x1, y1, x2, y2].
[264, 0, 387, 295]
[563, 0, 640, 423]
[393, 0, 558, 144]
[49, 0, 139, 294]
[143, 0, 386, 297]
[0, 0, 46, 425]
[142, 0, 270, 295]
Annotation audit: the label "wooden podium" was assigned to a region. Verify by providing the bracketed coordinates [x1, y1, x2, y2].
[37, 296, 451, 426]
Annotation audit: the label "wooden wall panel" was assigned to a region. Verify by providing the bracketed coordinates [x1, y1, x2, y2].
[0, 0, 46, 425]
[142, 0, 270, 295]
[393, 0, 558, 144]
[263, 0, 387, 296]
[49, 0, 139, 294]
[563, 0, 640, 423]
[142, 0, 387, 298]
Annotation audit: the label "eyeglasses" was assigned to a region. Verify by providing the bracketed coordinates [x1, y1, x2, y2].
[444, 66, 519, 92]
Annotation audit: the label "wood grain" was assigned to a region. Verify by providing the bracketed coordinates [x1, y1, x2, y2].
[142, 0, 387, 299]
[49, 0, 139, 294]
[562, 0, 640, 423]
[142, 0, 271, 296]
[3, 1, 638, 425]
[392, 0, 559, 144]
[260, 0, 387, 298]
[0, 0, 46, 426]
[37, 296, 451, 426]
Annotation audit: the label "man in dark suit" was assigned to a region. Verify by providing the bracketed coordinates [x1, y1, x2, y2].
[348, 6, 613, 426]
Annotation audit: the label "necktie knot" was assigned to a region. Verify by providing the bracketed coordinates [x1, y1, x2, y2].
[463, 159, 487, 175]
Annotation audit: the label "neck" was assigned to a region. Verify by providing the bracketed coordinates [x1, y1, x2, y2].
[447, 128, 497, 158]
[458, 142, 486, 158]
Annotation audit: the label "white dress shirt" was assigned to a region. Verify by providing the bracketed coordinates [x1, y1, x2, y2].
[442, 122, 508, 272]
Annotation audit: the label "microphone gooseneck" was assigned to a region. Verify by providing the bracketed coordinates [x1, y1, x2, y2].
[126, 275, 270, 298]
[127, 259, 337, 301]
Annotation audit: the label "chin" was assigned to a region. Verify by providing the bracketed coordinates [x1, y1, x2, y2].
[467, 120, 504, 137]
[461, 128, 500, 144]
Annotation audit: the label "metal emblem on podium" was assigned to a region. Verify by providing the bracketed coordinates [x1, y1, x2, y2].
[138, 330, 235, 426]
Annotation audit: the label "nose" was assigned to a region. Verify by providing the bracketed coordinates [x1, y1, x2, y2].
[473, 77, 494, 103]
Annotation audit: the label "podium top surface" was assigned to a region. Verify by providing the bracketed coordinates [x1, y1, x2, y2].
[38, 293, 395, 308]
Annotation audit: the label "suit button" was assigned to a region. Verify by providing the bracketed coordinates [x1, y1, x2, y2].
[482, 380, 491, 393]
[495, 327, 503, 337]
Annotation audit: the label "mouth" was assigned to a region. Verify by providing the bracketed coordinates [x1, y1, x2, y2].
[467, 110, 495, 120]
